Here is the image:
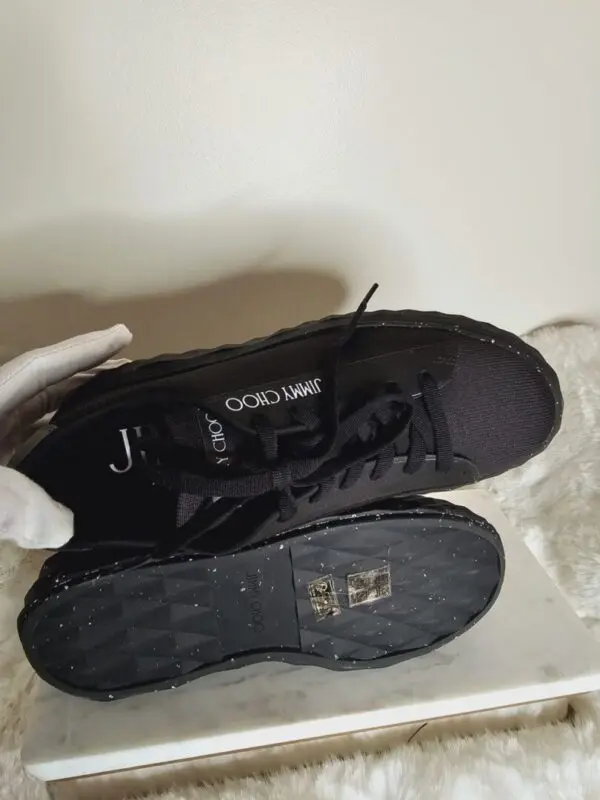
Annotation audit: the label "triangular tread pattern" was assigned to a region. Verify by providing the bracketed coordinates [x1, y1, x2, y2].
[20, 504, 503, 699]
[291, 521, 500, 661]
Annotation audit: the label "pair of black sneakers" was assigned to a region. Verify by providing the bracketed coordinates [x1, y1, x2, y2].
[14, 287, 562, 701]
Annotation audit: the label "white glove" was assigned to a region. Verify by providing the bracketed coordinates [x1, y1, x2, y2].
[0, 326, 132, 549]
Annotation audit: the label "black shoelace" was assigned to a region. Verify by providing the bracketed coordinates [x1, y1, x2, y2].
[148, 372, 451, 515]
[61, 285, 454, 556]
[140, 284, 453, 519]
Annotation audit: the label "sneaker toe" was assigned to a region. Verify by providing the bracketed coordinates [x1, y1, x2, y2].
[444, 336, 562, 477]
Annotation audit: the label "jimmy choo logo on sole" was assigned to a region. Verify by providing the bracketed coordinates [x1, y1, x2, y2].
[245, 571, 265, 634]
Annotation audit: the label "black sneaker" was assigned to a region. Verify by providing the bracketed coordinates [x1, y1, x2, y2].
[12, 286, 561, 554]
[18, 497, 504, 701]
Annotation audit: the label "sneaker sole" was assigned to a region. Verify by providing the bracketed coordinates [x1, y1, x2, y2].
[18, 499, 504, 701]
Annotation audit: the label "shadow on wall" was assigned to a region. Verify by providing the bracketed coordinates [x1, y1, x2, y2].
[0, 207, 401, 358]
[0, 268, 348, 360]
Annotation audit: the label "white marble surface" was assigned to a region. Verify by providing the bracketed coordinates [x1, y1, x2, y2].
[22, 490, 600, 781]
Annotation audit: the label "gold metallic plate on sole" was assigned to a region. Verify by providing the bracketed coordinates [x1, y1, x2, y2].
[308, 575, 341, 622]
[347, 565, 392, 607]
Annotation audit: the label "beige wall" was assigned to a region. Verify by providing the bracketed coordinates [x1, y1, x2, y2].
[1, 1, 599, 357]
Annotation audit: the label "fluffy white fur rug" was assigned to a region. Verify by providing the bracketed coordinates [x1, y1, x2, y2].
[2, 323, 600, 799]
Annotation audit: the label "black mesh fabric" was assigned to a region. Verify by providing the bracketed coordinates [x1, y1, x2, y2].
[160, 337, 557, 525]
[443, 338, 557, 475]
[129, 326, 560, 541]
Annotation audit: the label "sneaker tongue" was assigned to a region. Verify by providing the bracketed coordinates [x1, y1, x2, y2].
[166, 407, 239, 468]
[165, 407, 242, 527]
[163, 390, 433, 526]
[202, 375, 326, 429]
[164, 387, 326, 526]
